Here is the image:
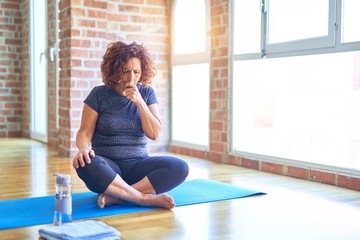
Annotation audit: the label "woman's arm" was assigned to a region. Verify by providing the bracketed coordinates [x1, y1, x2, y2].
[123, 85, 162, 140]
[73, 104, 98, 168]
[137, 102, 162, 140]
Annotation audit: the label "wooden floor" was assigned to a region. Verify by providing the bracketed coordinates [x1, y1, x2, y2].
[1, 138, 360, 240]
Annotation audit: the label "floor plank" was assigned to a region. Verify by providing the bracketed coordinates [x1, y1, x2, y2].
[1, 138, 360, 240]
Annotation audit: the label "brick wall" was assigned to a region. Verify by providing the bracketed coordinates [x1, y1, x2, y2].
[0, 0, 23, 137]
[209, 0, 229, 162]
[47, 0, 59, 147]
[20, 0, 30, 138]
[1, 0, 170, 155]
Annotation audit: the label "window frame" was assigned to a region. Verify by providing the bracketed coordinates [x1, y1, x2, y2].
[233, 0, 360, 61]
[264, 0, 337, 55]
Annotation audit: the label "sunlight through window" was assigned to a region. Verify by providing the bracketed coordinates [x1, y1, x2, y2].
[232, 52, 360, 170]
[173, 0, 206, 55]
[342, 0, 360, 43]
[171, 0, 210, 147]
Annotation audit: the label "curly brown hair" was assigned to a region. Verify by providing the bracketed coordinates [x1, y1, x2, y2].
[101, 41, 156, 88]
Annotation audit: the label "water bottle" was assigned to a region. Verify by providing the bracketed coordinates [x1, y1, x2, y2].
[53, 174, 72, 226]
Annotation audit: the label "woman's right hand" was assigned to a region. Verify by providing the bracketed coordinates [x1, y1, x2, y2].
[73, 148, 95, 169]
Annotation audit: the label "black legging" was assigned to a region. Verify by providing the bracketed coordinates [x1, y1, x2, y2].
[76, 155, 189, 194]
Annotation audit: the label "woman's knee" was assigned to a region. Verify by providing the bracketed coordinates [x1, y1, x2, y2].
[75, 155, 117, 193]
[171, 157, 189, 180]
[76, 155, 102, 178]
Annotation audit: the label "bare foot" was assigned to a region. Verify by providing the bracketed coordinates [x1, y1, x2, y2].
[139, 193, 175, 209]
[97, 193, 124, 208]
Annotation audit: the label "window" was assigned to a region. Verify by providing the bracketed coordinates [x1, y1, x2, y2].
[341, 0, 360, 43]
[233, 0, 360, 59]
[233, 0, 261, 55]
[266, 0, 335, 54]
[232, 0, 360, 173]
[268, 0, 329, 44]
[171, 0, 210, 147]
[173, 0, 206, 55]
[232, 52, 360, 171]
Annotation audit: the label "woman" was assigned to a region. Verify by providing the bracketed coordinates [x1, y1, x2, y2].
[73, 41, 189, 209]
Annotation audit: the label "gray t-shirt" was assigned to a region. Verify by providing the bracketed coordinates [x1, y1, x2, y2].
[84, 84, 158, 160]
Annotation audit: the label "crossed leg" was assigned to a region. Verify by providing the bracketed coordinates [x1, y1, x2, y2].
[97, 175, 175, 209]
[76, 155, 188, 210]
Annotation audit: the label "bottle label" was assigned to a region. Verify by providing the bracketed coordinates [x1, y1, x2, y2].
[55, 196, 72, 214]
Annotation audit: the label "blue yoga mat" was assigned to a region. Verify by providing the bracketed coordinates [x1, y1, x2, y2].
[0, 179, 265, 230]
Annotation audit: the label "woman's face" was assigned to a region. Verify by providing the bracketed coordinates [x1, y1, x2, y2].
[118, 57, 142, 90]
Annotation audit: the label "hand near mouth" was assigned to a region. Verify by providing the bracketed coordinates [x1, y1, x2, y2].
[122, 84, 142, 105]
[122, 83, 134, 96]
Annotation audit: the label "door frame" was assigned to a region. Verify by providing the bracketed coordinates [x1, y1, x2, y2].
[29, 0, 48, 143]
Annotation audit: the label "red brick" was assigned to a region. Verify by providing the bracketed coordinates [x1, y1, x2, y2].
[337, 175, 360, 191]
[83, 0, 107, 9]
[210, 142, 225, 152]
[241, 158, 260, 170]
[107, 13, 128, 22]
[286, 166, 309, 180]
[211, 26, 226, 36]
[227, 155, 241, 165]
[8, 131, 22, 137]
[131, 15, 153, 23]
[124, 0, 144, 4]
[84, 60, 101, 68]
[121, 25, 142, 32]
[208, 152, 224, 163]
[70, 59, 82, 67]
[147, 0, 167, 6]
[262, 162, 283, 174]
[210, 121, 223, 131]
[170, 146, 190, 156]
[76, 19, 96, 28]
[212, 5, 226, 16]
[70, 8, 86, 17]
[88, 9, 106, 19]
[1, 2, 20, 10]
[210, 132, 221, 142]
[70, 69, 95, 78]
[309, 170, 336, 185]
[70, 49, 89, 58]
[142, 6, 164, 15]
[192, 149, 208, 160]
[212, 58, 228, 68]
[211, 111, 227, 121]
